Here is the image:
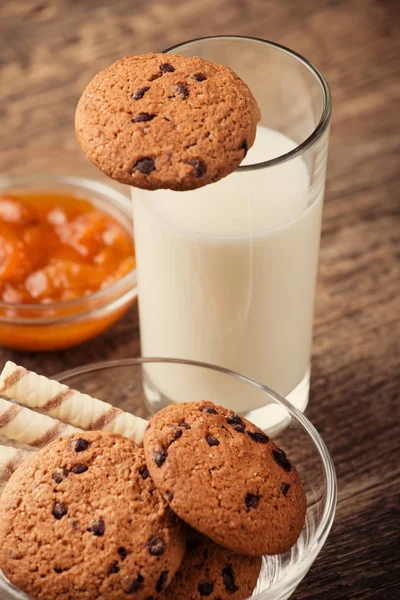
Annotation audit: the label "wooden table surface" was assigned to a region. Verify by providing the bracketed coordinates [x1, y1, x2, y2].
[1, 1, 399, 598]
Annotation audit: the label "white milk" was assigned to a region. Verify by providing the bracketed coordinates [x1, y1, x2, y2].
[132, 127, 324, 417]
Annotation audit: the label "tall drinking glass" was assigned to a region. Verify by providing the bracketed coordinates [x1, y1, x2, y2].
[132, 37, 331, 429]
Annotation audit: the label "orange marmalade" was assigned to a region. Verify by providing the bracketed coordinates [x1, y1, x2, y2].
[0, 190, 135, 351]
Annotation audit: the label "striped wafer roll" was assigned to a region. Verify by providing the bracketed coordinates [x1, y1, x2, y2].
[0, 362, 148, 444]
[0, 445, 31, 482]
[0, 397, 81, 448]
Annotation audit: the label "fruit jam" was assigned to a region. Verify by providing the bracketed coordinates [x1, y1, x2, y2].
[0, 191, 135, 304]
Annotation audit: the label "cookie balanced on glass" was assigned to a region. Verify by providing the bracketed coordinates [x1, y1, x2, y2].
[76, 38, 331, 433]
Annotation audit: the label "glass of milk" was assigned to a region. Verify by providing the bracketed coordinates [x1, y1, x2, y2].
[132, 37, 331, 430]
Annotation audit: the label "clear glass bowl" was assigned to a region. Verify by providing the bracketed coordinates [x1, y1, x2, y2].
[0, 358, 337, 600]
[0, 148, 137, 351]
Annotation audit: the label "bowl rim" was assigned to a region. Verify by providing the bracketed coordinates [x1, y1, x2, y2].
[54, 357, 338, 599]
[0, 175, 137, 324]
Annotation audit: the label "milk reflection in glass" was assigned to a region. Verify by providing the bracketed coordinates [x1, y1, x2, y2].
[132, 126, 324, 417]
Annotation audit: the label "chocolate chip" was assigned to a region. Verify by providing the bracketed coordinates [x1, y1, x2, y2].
[188, 159, 207, 178]
[179, 420, 190, 429]
[126, 573, 144, 594]
[222, 564, 239, 593]
[193, 72, 206, 81]
[54, 567, 63, 574]
[247, 431, 269, 444]
[146, 535, 166, 556]
[132, 112, 157, 123]
[245, 493, 260, 511]
[88, 518, 105, 536]
[166, 491, 174, 502]
[160, 63, 175, 73]
[227, 414, 243, 426]
[70, 464, 88, 474]
[71, 438, 89, 452]
[206, 434, 220, 447]
[109, 561, 120, 574]
[156, 571, 169, 593]
[52, 503, 67, 520]
[133, 86, 150, 100]
[174, 428, 183, 440]
[233, 424, 245, 433]
[281, 482, 291, 496]
[240, 139, 248, 156]
[52, 471, 63, 484]
[198, 581, 214, 596]
[133, 157, 155, 175]
[118, 547, 128, 560]
[139, 465, 150, 480]
[154, 449, 167, 467]
[273, 448, 292, 472]
[175, 82, 189, 100]
[202, 407, 218, 414]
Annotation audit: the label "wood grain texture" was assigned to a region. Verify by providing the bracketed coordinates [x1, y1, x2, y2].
[0, 1, 399, 598]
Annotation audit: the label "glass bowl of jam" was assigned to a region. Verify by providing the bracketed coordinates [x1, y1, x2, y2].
[0, 148, 137, 351]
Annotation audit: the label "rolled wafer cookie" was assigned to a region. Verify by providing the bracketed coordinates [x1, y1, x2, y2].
[0, 362, 148, 444]
[0, 397, 80, 448]
[0, 445, 31, 482]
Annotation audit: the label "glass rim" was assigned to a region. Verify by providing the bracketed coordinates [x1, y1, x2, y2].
[54, 357, 337, 598]
[164, 35, 332, 172]
[0, 174, 137, 320]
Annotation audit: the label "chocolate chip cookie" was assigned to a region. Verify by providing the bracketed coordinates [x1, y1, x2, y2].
[161, 530, 261, 600]
[75, 53, 260, 191]
[144, 401, 307, 556]
[0, 432, 186, 600]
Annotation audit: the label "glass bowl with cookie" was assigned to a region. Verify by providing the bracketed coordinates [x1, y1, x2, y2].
[0, 358, 337, 600]
[0, 148, 137, 352]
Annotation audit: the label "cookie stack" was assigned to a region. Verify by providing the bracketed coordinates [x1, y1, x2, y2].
[0, 400, 306, 600]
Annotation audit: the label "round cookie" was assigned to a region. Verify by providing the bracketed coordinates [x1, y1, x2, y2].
[75, 53, 261, 191]
[144, 401, 307, 557]
[0, 431, 186, 600]
[161, 530, 261, 600]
